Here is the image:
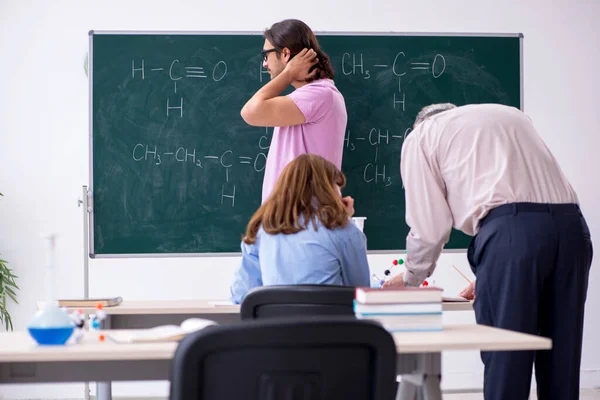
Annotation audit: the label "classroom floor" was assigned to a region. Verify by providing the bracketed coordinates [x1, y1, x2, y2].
[444, 389, 600, 399]
[91, 390, 600, 400]
[81, 390, 600, 400]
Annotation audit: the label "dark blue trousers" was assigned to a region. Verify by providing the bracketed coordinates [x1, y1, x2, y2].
[468, 203, 593, 400]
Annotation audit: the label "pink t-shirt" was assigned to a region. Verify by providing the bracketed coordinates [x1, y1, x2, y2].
[261, 79, 347, 203]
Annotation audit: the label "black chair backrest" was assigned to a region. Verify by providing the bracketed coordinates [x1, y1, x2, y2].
[240, 284, 357, 320]
[170, 317, 398, 400]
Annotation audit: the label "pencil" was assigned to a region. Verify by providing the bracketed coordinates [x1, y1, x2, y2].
[453, 265, 472, 284]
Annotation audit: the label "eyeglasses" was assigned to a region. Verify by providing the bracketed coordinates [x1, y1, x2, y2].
[261, 48, 278, 62]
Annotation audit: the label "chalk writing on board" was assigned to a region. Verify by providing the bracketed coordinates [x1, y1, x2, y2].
[221, 184, 236, 207]
[255, 51, 447, 112]
[213, 61, 228, 82]
[364, 163, 391, 186]
[185, 66, 207, 79]
[390, 128, 412, 142]
[345, 127, 411, 150]
[394, 92, 405, 111]
[166, 97, 183, 117]
[260, 65, 270, 82]
[220, 150, 233, 167]
[259, 135, 270, 149]
[132, 60, 145, 79]
[169, 60, 183, 80]
[133, 146, 266, 170]
[127, 49, 447, 200]
[131, 58, 228, 117]
[344, 127, 409, 187]
[133, 144, 202, 167]
[389, 52, 446, 78]
[132, 59, 228, 82]
[254, 153, 267, 172]
[131, 136, 268, 207]
[432, 54, 446, 78]
[340, 52, 446, 110]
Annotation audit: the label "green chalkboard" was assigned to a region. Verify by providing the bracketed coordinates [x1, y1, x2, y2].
[89, 31, 522, 256]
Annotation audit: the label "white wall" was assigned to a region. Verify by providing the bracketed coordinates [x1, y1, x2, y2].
[1, 0, 599, 398]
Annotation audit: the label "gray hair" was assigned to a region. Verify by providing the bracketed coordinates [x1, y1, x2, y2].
[414, 103, 457, 128]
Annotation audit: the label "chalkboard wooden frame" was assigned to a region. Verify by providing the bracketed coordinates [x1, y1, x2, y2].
[88, 30, 523, 258]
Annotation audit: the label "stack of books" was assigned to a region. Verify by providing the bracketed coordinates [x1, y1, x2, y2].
[354, 287, 443, 332]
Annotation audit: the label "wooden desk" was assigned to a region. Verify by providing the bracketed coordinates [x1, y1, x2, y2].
[0, 324, 549, 400]
[392, 323, 550, 353]
[59, 298, 473, 328]
[48, 298, 473, 400]
[67, 299, 240, 316]
[54, 300, 242, 329]
[0, 331, 174, 384]
[68, 299, 473, 314]
[391, 324, 551, 400]
[441, 300, 473, 312]
[0, 324, 549, 362]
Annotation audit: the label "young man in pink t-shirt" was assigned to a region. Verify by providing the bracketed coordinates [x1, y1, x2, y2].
[241, 19, 348, 203]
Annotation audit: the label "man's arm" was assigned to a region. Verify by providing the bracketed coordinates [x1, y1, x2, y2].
[229, 241, 262, 304]
[240, 69, 305, 127]
[400, 121, 453, 286]
[241, 49, 318, 127]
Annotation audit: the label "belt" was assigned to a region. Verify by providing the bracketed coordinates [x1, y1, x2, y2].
[480, 202, 580, 227]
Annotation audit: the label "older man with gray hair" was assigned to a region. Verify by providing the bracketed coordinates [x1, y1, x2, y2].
[383, 102, 592, 400]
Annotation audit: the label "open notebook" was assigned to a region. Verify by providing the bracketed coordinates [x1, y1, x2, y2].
[106, 318, 217, 343]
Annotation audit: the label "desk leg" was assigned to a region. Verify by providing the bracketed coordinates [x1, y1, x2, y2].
[396, 353, 442, 400]
[97, 382, 112, 400]
[422, 375, 442, 400]
[396, 380, 418, 400]
[96, 315, 113, 400]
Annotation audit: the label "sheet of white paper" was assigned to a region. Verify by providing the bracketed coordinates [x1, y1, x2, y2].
[208, 300, 236, 307]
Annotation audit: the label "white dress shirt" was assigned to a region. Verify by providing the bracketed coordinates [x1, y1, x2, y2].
[400, 103, 579, 286]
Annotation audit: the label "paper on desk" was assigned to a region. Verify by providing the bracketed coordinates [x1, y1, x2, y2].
[107, 318, 217, 343]
[208, 300, 236, 307]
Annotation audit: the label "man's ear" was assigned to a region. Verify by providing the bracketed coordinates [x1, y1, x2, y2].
[281, 48, 292, 63]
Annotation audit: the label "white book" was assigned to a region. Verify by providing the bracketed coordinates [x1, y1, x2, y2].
[354, 301, 442, 315]
[106, 318, 217, 343]
[358, 313, 442, 324]
[358, 313, 443, 332]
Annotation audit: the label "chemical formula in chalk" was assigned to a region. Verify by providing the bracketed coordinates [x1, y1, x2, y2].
[130, 128, 272, 209]
[340, 51, 446, 111]
[131, 58, 228, 118]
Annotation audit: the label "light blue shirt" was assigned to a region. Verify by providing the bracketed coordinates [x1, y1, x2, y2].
[229, 219, 370, 304]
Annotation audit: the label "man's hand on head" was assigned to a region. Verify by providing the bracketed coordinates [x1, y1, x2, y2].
[284, 48, 319, 82]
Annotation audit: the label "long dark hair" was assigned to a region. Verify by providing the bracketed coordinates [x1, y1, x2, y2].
[264, 19, 334, 83]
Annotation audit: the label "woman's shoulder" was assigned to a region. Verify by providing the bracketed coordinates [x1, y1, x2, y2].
[255, 218, 363, 242]
[322, 218, 365, 240]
